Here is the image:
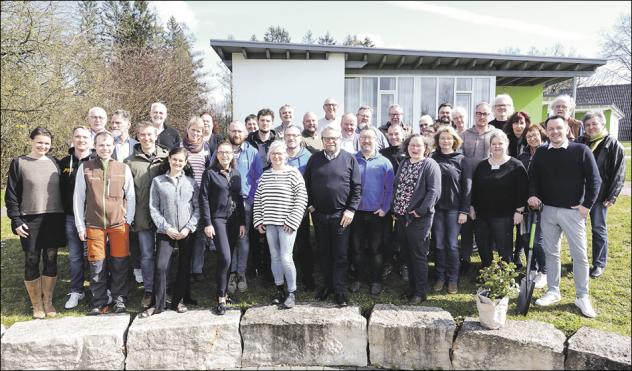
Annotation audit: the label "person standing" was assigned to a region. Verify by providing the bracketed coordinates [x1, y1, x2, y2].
[6, 127, 66, 318]
[489, 94, 514, 130]
[304, 127, 361, 307]
[201, 112, 223, 155]
[150, 102, 181, 150]
[74, 131, 135, 315]
[576, 111, 625, 278]
[110, 109, 138, 161]
[529, 115, 601, 318]
[318, 98, 341, 134]
[505, 111, 531, 158]
[301, 112, 323, 154]
[541, 95, 584, 140]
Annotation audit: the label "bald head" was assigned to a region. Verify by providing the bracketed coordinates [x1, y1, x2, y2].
[303, 111, 318, 134]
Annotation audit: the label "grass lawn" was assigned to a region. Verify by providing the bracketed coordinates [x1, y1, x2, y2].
[1, 197, 630, 337]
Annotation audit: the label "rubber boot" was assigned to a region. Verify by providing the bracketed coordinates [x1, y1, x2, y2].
[24, 278, 45, 319]
[41, 275, 57, 317]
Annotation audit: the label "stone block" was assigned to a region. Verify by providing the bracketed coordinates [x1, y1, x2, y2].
[452, 317, 565, 370]
[566, 327, 631, 370]
[241, 304, 367, 367]
[368, 304, 455, 370]
[0, 314, 129, 370]
[125, 309, 241, 370]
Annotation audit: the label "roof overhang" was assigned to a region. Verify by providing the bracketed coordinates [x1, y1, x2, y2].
[211, 39, 606, 86]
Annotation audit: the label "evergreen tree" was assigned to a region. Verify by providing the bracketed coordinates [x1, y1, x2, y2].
[317, 31, 336, 45]
[303, 30, 315, 44]
[263, 25, 291, 43]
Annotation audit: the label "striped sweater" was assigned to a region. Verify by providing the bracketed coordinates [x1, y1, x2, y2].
[253, 167, 308, 231]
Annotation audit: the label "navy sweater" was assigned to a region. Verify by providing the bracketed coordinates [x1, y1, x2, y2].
[431, 151, 471, 213]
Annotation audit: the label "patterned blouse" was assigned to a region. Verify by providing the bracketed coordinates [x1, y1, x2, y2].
[393, 159, 423, 216]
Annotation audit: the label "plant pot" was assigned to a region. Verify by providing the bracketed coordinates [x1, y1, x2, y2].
[475, 288, 509, 330]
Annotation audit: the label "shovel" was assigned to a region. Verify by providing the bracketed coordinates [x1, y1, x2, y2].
[517, 208, 539, 315]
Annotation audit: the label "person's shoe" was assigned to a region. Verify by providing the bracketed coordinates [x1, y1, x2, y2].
[447, 281, 458, 294]
[141, 292, 152, 308]
[590, 266, 604, 278]
[575, 296, 597, 318]
[176, 302, 188, 313]
[349, 280, 361, 293]
[315, 287, 332, 301]
[382, 264, 393, 279]
[215, 301, 226, 316]
[400, 265, 409, 282]
[133, 268, 144, 284]
[112, 297, 127, 314]
[41, 275, 57, 317]
[534, 272, 547, 289]
[65, 292, 85, 309]
[237, 273, 248, 292]
[87, 305, 109, 316]
[138, 307, 155, 318]
[433, 279, 445, 292]
[370, 283, 382, 296]
[535, 291, 561, 307]
[272, 285, 286, 305]
[227, 273, 238, 294]
[283, 292, 296, 309]
[408, 295, 425, 305]
[335, 293, 348, 307]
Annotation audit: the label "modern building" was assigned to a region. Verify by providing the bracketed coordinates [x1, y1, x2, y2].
[211, 39, 606, 131]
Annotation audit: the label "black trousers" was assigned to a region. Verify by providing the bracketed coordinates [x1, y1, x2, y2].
[382, 212, 400, 268]
[351, 211, 384, 284]
[213, 216, 240, 297]
[312, 212, 350, 295]
[293, 213, 314, 283]
[20, 213, 64, 281]
[396, 215, 433, 297]
[154, 233, 193, 313]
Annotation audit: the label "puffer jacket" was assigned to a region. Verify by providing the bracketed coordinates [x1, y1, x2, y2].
[576, 134, 626, 203]
[149, 172, 199, 234]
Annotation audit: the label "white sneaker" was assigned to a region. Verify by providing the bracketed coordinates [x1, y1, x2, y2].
[535, 291, 561, 306]
[64, 292, 85, 309]
[237, 273, 248, 292]
[534, 272, 547, 289]
[575, 296, 597, 318]
[133, 268, 144, 284]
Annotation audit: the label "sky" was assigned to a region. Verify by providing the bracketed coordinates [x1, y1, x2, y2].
[150, 1, 631, 101]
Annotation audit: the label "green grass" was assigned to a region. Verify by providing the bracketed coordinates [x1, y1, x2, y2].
[1, 198, 630, 337]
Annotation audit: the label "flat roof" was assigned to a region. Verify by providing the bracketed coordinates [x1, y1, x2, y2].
[211, 39, 607, 86]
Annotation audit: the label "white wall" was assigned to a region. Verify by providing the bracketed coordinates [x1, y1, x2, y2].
[232, 53, 345, 125]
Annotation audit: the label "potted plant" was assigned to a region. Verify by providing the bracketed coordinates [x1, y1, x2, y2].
[475, 256, 519, 329]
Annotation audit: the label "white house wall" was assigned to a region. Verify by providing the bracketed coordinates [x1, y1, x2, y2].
[232, 53, 345, 124]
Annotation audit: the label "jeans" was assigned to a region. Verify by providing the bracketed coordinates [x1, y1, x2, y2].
[266, 225, 298, 292]
[351, 211, 384, 284]
[231, 201, 252, 274]
[474, 216, 513, 267]
[541, 205, 590, 298]
[589, 202, 608, 268]
[432, 210, 461, 283]
[137, 229, 156, 293]
[154, 234, 192, 314]
[381, 212, 398, 268]
[312, 212, 350, 294]
[396, 215, 433, 298]
[213, 216, 240, 297]
[65, 215, 86, 293]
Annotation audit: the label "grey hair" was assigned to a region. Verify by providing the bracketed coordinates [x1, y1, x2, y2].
[452, 106, 467, 118]
[267, 141, 288, 163]
[550, 94, 575, 111]
[582, 110, 606, 125]
[489, 129, 509, 154]
[111, 109, 131, 122]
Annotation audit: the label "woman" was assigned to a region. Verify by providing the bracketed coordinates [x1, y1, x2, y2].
[517, 124, 547, 288]
[471, 130, 528, 268]
[142, 148, 199, 317]
[200, 142, 246, 315]
[392, 134, 441, 304]
[5, 127, 65, 318]
[505, 111, 531, 158]
[430, 126, 471, 294]
[245, 114, 259, 133]
[253, 141, 307, 309]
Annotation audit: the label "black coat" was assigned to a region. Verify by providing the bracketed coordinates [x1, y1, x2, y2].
[157, 124, 181, 150]
[576, 134, 626, 203]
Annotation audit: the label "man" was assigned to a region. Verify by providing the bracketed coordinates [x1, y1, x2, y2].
[274, 104, 302, 138]
[435, 103, 454, 128]
[201, 112, 223, 154]
[304, 126, 361, 307]
[489, 94, 514, 130]
[419, 115, 435, 137]
[227, 121, 263, 293]
[459, 102, 495, 271]
[125, 122, 169, 308]
[285, 125, 315, 289]
[247, 108, 278, 163]
[340, 113, 359, 153]
[317, 98, 341, 134]
[87, 106, 108, 141]
[356, 106, 389, 150]
[301, 112, 323, 153]
[74, 131, 135, 315]
[542, 95, 584, 140]
[379, 104, 412, 138]
[350, 127, 394, 295]
[60, 126, 94, 309]
[576, 111, 625, 278]
[110, 109, 138, 162]
[452, 107, 468, 135]
[528, 115, 601, 318]
[245, 114, 258, 133]
[150, 102, 181, 150]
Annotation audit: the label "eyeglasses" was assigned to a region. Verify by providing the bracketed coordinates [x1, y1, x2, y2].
[322, 136, 340, 141]
[389, 112, 403, 116]
[475, 112, 490, 117]
[217, 151, 233, 156]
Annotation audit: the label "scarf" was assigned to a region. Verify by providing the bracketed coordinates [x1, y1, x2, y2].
[183, 136, 203, 154]
[588, 128, 608, 152]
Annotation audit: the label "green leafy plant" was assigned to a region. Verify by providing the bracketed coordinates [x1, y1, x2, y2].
[477, 257, 519, 300]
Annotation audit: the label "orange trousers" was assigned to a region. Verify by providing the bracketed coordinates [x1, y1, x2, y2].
[86, 224, 130, 262]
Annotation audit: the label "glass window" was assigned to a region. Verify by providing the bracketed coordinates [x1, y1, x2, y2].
[456, 93, 472, 128]
[438, 78, 455, 107]
[344, 78, 360, 115]
[397, 77, 414, 125]
[380, 93, 394, 125]
[380, 77, 396, 91]
[473, 78, 491, 106]
[457, 78, 472, 91]
[361, 77, 378, 115]
[420, 78, 437, 117]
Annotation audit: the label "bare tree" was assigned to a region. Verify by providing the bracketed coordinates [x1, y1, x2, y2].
[600, 13, 631, 83]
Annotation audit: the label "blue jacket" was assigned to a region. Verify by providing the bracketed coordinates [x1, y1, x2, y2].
[210, 142, 263, 205]
[287, 147, 312, 175]
[355, 151, 394, 213]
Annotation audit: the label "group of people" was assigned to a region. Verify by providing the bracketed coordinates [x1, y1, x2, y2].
[5, 93, 625, 319]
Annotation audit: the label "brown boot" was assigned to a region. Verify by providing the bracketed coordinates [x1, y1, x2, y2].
[24, 278, 45, 319]
[41, 275, 57, 317]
